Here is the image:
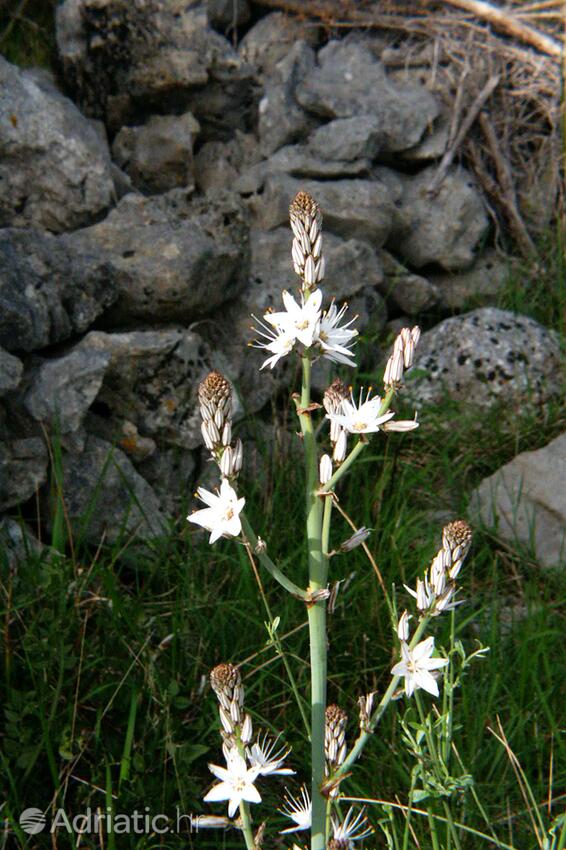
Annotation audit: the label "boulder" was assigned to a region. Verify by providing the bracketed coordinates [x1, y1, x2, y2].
[111, 112, 200, 194]
[239, 12, 320, 76]
[295, 41, 439, 153]
[378, 250, 439, 314]
[0, 227, 118, 353]
[194, 132, 261, 194]
[56, 0, 256, 137]
[138, 447, 197, 516]
[307, 116, 382, 162]
[207, 0, 250, 32]
[469, 432, 566, 567]
[53, 434, 168, 544]
[252, 174, 398, 247]
[0, 348, 23, 397]
[407, 308, 562, 409]
[429, 250, 513, 311]
[65, 189, 250, 324]
[0, 56, 114, 233]
[258, 41, 319, 156]
[388, 166, 489, 272]
[24, 347, 110, 434]
[0, 437, 48, 511]
[0, 517, 45, 569]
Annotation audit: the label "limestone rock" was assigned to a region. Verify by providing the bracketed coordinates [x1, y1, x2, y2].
[207, 0, 250, 32]
[253, 174, 398, 247]
[54, 435, 168, 544]
[0, 227, 118, 353]
[0, 437, 48, 511]
[239, 12, 320, 76]
[295, 41, 439, 153]
[469, 432, 566, 567]
[112, 113, 199, 194]
[0, 56, 114, 233]
[24, 348, 110, 433]
[65, 189, 250, 324]
[138, 447, 197, 516]
[378, 250, 439, 314]
[194, 132, 261, 194]
[0, 348, 23, 396]
[0, 517, 45, 569]
[389, 166, 489, 272]
[429, 250, 513, 311]
[407, 308, 562, 409]
[308, 116, 382, 162]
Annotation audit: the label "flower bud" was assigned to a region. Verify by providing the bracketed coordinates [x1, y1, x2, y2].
[339, 527, 371, 552]
[319, 454, 333, 485]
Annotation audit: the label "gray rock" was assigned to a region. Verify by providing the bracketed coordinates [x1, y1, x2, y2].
[0, 348, 23, 396]
[0, 437, 48, 511]
[469, 432, 566, 567]
[388, 166, 489, 272]
[207, 0, 250, 31]
[0, 227, 118, 353]
[138, 446, 196, 516]
[76, 328, 235, 450]
[54, 434, 168, 544]
[194, 132, 261, 194]
[378, 250, 439, 314]
[252, 174, 398, 247]
[0, 57, 115, 234]
[430, 250, 513, 310]
[239, 12, 320, 76]
[400, 113, 450, 163]
[24, 348, 110, 433]
[0, 517, 45, 569]
[258, 41, 319, 156]
[407, 308, 562, 409]
[112, 112, 200, 194]
[65, 189, 250, 324]
[295, 41, 439, 153]
[56, 0, 255, 137]
[308, 116, 382, 162]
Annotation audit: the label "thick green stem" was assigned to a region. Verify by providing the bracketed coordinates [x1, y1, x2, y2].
[299, 355, 328, 850]
[239, 801, 256, 850]
[240, 514, 308, 600]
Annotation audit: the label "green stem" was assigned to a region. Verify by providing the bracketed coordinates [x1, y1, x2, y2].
[299, 354, 328, 850]
[240, 514, 308, 600]
[239, 801, 256, 850]
[333, 616, 431, 780]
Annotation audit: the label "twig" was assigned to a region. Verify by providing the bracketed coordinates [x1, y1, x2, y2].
[428, 73, 501, 194]
[442, 0, 563, 58]
[478, 111, 538, 257]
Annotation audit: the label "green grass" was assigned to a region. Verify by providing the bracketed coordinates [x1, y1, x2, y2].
[0, 1, 57, 70]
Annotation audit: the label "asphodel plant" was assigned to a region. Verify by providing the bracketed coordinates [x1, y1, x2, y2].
[188, 192, 473, 850]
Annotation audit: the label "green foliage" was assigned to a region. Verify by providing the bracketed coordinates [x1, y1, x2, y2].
[0, 1, 57, 69]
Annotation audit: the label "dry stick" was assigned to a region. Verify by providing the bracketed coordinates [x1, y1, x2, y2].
[478, 111, 538, 257]
[442, 0, 563, 58]
[427, 73, 501, 194]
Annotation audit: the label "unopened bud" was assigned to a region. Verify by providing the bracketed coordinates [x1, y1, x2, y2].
[241, 713, 253, 744]
[319, 454, 333, 485]
[333, 429, 347, 463]
[397, 610, 411, 641]
[339, 527, 371, 552]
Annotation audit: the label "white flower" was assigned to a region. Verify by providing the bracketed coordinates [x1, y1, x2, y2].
[266, 289, 322, 348]
[188, 479, 245, 544]
[279, 786, 312, 833]
[247, 733, 295, 777]
[252, 315, 296, 370]
[203, 750, 261, 818]
[316, 301, 358, 366]
[391, 636, 448, 698]
[332, 807, 373, 844]
[382, 417, 419, 433]
[326, 388, 395, 435]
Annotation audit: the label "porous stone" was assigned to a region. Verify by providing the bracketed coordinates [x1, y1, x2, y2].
[56, 0, 255, 137]
[0, 227, 118, 353]
[53, 434, 168, 544]
[0, 437, 48, 511]
[239, 12, 320, 76]
[258, 41, 319, 156]
[76, 328, 237, 450]
[429, 250, 513, 310]
[24, 348, 110, 433]
[112, 112, 199, 194]
[295, 41, 439, 153]
[378, 250, 439, 314]
[389, 166, 489, 272]
[469, 432, 566, 567]
[253, 174, 399, 247]
[0, 348, 23, 396]
[194, 132, 261, 194]
[0, 56, 114, 233]
[65, 189, 250, 324]
[138, 446, 197, 516]
[235, 145, 370, 194]
[307, 116, 382, 161]
[407, 308, 562, 409]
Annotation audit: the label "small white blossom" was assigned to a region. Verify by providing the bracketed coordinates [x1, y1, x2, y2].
[332, 807, 374, 844]
[252, 316, 296, 370]
[391, 637, 448, 698]
[247, 733, 295, 777]
[316, 301, 358, 366]
[279, 786, 312, 833]
[188, 479, 245, 544]
[382, 417, 419, 433]
[327, 388, 395, 435]
[203, 750, 261, 817]
[266, 289, 322, 348]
